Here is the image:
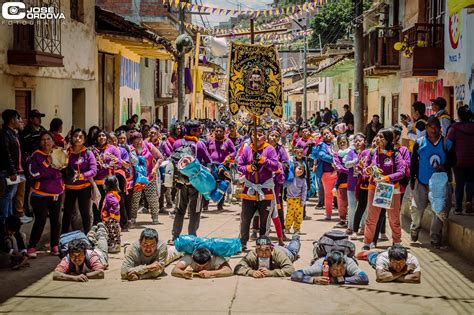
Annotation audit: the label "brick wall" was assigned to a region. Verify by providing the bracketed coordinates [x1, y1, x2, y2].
[96, 0, 133, 15]
[139, 0, 168, 16]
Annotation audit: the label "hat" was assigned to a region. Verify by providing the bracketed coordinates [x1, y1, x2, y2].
[430, 97, 447, 109]
[29, 109, 45, 118]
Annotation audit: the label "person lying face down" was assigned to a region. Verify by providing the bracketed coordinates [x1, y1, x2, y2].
[121, 228, 169, 281]
[234, 236, 295, 278]
[291, 251, 369, 285]
[53, 239, 105, 282]
[372, 245, 421, 283]
[171, 248, 233, 279]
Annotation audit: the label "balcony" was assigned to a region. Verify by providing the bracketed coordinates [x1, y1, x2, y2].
[400, 23, 444, 77]
[8, 24, 63, 67]
[363, 26, 401, 78]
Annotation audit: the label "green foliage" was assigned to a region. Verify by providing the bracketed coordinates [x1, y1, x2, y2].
[308, 0, 371, 49]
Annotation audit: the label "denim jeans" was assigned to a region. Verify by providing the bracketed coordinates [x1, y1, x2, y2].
[277, 238, 301, 262]
[347, 190, 357, 230]
[0, 174, 19, 223]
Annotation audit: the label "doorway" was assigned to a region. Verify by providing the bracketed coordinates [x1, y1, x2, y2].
[391, 94, 399, 125]
[72, 88, 86, 129]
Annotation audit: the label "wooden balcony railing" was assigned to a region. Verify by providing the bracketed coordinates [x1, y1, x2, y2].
[400, 23, 444, 77]
[364, 26, 401, 69]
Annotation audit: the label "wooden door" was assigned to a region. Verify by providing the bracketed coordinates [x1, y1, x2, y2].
[391, 94, 399, 125]
[15, 90, 31, 120]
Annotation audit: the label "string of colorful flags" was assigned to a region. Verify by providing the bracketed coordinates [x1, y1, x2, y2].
[162, 0, 328, 17]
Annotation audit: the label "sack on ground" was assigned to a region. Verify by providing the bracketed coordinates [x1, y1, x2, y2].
[174, 234, 241, 257]
[311, 230, 355, 263]
[59, 230, 91, 258]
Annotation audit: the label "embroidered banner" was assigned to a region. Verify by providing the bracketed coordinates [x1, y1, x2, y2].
[227, 42, 283, 118]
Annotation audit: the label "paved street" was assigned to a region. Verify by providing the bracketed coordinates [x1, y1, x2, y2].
[1, 199, 474, 314]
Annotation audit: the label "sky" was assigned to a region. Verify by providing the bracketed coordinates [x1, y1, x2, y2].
[192, 0, 272, 26]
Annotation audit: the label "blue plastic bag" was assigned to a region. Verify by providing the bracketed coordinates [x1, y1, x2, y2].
[174, 235, 242, 257]
[178, 158, 216, 200]
[429, 172, 449, 217]
[210, 180, 230, 202]
[133, 156, 149, 191]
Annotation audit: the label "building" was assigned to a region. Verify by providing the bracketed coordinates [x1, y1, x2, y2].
[0, 0, 98, 130]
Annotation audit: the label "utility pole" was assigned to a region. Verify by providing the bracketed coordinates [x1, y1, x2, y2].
[353, 0, 365, 132]
[177, 5, 186, 121]
[302, 16, 308, 121]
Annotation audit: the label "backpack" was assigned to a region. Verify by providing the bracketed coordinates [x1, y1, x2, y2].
[59, 230, 91, 258]
[311, 230, 356, 264]
[170, 140, 196, 185]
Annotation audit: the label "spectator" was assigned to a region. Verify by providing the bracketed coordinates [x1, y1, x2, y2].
[0, 110, 23, 225]
[410, 117, 452, 247]
[27, 131, 64, 257]
[49, 118, 65, 148]
[401, 101, 428, 151]
[365, 114, 384, 144]
[171, 247, 233, 279]
[430, 97, 452, 137]
[20, 109, 46, 156]
[447, 105, 474, 215]
[343, 104, 354, 126]
[1, 216, 28, 270]
[322, 108, 332, 124]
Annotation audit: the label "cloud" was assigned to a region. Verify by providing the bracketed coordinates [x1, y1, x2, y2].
[192, 0, 272, 26]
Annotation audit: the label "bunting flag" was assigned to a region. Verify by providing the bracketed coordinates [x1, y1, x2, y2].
[164, 0, 325, 16]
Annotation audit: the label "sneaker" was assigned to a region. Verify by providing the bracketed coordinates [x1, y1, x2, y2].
[303, 216, 312, 221]
[345, 228, 353, 236]
[379, 233, 389, 241]
[369, 242, 376, 249]
[362, 244, 370, 251]
[357, 229, 364, 236]
[159, 208, 169, 214]
[250, 230, 258, 241]
[291, 234, 300, 241]
[324, 216, 332, 221]
[151, 219, 160, 225]
[334, 220, 347, 228]
[50, 246, 59, 256]
[27, 248, 37, 258]
[350, 234, 359, 240]
[410, 229, 419, 242]
[168, 210, 176, 218]
[315, 203, 324, 209]
[166, 203, 174, 209]
[20, 216, 33, 224]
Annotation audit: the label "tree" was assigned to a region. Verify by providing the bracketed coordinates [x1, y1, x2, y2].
[309, 0, 371, 49]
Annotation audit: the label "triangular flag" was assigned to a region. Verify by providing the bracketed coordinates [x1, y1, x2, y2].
[174, 0, 179, 7]
[187, 3, 192, 10]
[180, 2, 186, 9]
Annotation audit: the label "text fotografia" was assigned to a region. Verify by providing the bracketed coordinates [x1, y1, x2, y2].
[2, 2, 65, 21]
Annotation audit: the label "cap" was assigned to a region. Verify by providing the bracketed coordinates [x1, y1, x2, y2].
[430, 97, 447, 109]
[29, 109, 45, 118]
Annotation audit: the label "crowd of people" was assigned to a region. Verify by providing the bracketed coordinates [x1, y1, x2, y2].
[0, 96, 473, 286]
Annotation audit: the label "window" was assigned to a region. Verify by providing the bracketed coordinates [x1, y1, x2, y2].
[380, 96, 386, 124]
[145, 58, 149, 68]
[71, 0, 84, 22]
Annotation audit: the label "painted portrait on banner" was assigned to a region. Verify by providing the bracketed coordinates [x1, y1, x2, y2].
[227, 42, 283, 118]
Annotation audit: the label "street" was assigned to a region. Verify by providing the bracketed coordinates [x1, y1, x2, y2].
[1, 199, 473, 315]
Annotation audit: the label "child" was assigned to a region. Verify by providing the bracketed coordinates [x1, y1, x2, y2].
[2, 216, 29, 270]
[333, 135, 350, 228]
[101, 176, 121, 253]
[285, 162, 308, 234]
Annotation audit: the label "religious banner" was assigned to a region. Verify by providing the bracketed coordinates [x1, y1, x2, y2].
[227, 42, 283, 118]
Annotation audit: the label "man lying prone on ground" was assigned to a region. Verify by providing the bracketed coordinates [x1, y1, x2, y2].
[171, 248, 233, 279]
[234, 236, 297, 278]
[367, 245, 421, 283]
[121, 228, 180, 281]
[291, 251, 369, 285]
